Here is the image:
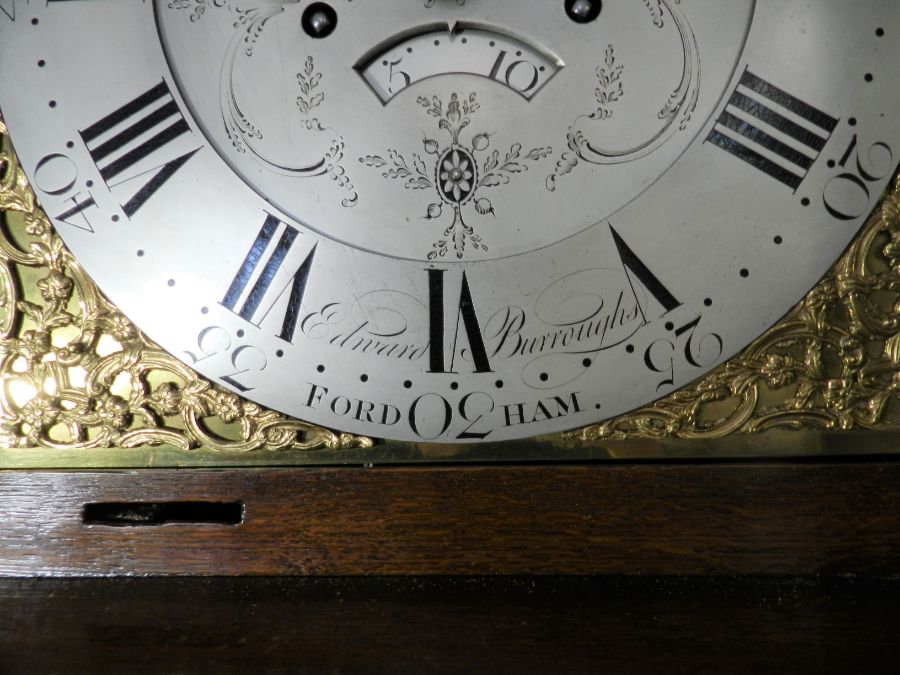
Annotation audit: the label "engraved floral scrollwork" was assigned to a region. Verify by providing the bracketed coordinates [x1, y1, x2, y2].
[547, 0, 700, 191]
[570, 177, 900, 442]
[168, 0, 358, 207]
[0, 121, 372, 452]
[360, 93, 551, 259]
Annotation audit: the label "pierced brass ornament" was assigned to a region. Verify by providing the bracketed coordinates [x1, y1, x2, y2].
[2, 118, 900, 462]
[569, 175, 900, 442]
[0, 120, 373, 454]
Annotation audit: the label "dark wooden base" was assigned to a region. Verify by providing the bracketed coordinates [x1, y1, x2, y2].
[2, 576, 900, 674]
[2, 461, 900, 575]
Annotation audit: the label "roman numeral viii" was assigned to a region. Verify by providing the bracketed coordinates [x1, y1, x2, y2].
[222, 214, 316, 343]
[80, 80, 199, 217]
[707, 69, 838, 191]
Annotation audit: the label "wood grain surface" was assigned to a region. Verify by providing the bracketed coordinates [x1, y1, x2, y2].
[1, 576, 899, 674]
[2, 461, 900, 576]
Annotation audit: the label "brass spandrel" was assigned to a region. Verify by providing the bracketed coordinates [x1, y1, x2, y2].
[3, 119, 900, 467]
[0, 121, 374, 458]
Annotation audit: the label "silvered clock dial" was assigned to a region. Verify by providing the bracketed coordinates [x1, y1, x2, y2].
[0, 0, 897, 443]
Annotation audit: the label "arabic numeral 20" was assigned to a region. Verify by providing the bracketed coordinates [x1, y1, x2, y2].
[823, 135, 894, 221]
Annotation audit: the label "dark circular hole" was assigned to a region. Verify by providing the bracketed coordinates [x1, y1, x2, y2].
[301, 3, 337, 39]
[582, 358, 592, 368]
[565, 0, 601, 23]
[626, 345, 635, 354]
[865, 73, 874, 82]
[704, 298, 713, 307]
[774, 235, 783, 245]
[801, 197, 810, 207]
[360, 374, 368, 383]
[540, 373, 549, 382]
[276, 349, 284, 358]
[849, 117, 858, 127]
[317, 364, 325, 373]
[404, 380, 413, 389]
[740, 268, 750, 278]
[876, 28, 885, 37]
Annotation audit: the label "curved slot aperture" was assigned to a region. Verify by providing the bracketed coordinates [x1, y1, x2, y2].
[356, 24, 563, 104]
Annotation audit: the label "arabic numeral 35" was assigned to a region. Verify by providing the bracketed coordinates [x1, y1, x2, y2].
[184, 326, 268, 393]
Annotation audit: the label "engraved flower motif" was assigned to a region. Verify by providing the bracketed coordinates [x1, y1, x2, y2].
[439, 150, 474, 203]
[94, 393, 130, 430]
[21, 395, 61, 429]
[360, 92, 550, 259]
[36, 270, 73, 303]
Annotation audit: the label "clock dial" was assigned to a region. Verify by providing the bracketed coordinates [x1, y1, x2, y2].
[0, 1, 897, 443]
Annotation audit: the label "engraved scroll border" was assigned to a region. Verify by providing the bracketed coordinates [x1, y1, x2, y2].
[2, 120, 900, 454]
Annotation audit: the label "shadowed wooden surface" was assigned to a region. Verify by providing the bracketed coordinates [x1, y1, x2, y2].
[2, 462, 900, 576]
[1, 576, 899, 674]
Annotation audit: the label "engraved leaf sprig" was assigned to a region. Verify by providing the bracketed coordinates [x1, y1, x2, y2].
[359, 150, 432, 190]
[592, 45, 624, 120]
[167, 0, 229, 23]
[296, 56, 324, 115]
[643, 0, 665, 28]
[480, 144, 552, 188]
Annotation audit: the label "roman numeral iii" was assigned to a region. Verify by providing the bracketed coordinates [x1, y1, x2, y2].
[707, 69, 838, 191]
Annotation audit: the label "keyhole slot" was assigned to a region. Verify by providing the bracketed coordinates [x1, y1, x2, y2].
[82, 501, 244, 527]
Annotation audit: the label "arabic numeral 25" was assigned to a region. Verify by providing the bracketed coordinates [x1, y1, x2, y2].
[823, 135, 894, 221]
[644, 317, 724, 392]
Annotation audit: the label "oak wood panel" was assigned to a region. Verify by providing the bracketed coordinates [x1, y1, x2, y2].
[1, 462, 900, 576]
[2, 576, 899, 674]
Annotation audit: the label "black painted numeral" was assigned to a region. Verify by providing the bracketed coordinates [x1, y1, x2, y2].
[707, 69, 838, 191]
[427, 269, 493, 374]
[0, 0, 15, 21]
[610, 225, 682, 324]
[222, 214, 316, 343]
[80, 80, 198, 217]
